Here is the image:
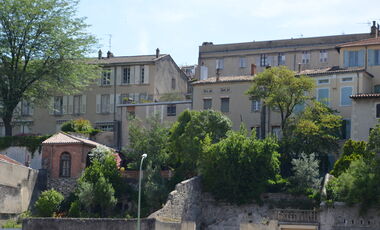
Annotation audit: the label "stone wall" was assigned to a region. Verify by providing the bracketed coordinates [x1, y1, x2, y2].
[0, 160, 38, 215]
[47, 177, 77, 197]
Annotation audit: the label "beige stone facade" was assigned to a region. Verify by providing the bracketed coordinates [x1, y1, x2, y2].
[3, 51, 189, 148]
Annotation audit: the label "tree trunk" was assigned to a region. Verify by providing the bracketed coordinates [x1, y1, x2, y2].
[3, 114, 13, 136]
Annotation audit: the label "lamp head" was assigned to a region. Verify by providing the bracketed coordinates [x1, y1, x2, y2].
[142, 154, 147, 159]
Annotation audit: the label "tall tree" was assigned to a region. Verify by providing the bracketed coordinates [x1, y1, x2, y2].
[0, 0, 99, 135]
[246, 66, 314, 135]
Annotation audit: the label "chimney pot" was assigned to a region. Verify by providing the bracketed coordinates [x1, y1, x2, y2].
[371, 21, 378, 36]
[107, 51, 113, 58]
[156, 48, 160, 58]
[298, 63, 302, 73]
[98, 49, 102, 59]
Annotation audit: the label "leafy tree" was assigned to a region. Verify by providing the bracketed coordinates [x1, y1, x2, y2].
[289, 153, 321, 194]
[168, 110, 232, 179]
[330, 140, 369, 177]
[61, 119, 99, 135]
[367, 123, 380, 154]
[76, 146, 121, 217]
[124, 115, 169, 170]
[246, 66, 314, 134]
[0, 0, 99, 135]
[199, 129, 280, 204]
[34, 189, 64, 217]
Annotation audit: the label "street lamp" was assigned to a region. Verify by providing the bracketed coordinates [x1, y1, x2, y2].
[137, 153, 147, 230]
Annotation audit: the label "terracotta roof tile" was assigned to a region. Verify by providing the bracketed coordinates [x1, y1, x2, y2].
[337, 37, 380, 48]
[192, 75, 253, 85]
[0, 154, 23, 166]
[297, 66, 370, 76]
[88, 54, 168, 65]
[350, 93, 380, 99]
[43, 132, 103, 147]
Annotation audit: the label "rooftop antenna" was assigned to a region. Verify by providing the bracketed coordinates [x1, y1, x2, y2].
[106, 34, 112, 51]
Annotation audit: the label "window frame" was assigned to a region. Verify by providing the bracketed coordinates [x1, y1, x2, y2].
[140, 65, 145, 83]
[317, 88, 330, 105]
[251, 100, 261, 112]
[54, 96, 63, 115]
[101, 71, 111, 86]
[239, 57, 247, 68]
[167, 104, 177, 116]
[203, 98, 212, 110]
[260, 54, 267, 67]
[277, 53, 285, 66]
[59, 152, 71, 178]
[302, 51, 311, 64]
[123, 67, 131, 84]
[220, 97, 230, 113]
[100, 94, 110, 114]
[319, 50, 328, 63]
[376, 103, 380, 118]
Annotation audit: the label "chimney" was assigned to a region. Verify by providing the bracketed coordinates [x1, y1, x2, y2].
[251, 64, 257, 75]
[377, 23, 380, 38]
[98, 49, 102, 59]
[298, 63, 302, 73]
[371, 21, 377, 36]
[156, 48, 160, 58]
[216, 68, 220, 81]
[107, 51, 114, 58]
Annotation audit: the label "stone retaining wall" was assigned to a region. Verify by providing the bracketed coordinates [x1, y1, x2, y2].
[47, 177, 77, 197]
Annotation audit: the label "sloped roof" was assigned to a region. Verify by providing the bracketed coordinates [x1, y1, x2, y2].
[336, 37, 380, 48]
[297, 66, 372, 77]
[88, 54, 168, 65]
[192, 76, 253, 85]
[0, 154, 23, 166]
[42, 132, 103, 147]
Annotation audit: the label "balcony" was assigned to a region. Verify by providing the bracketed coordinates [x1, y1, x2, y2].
[276, 209, 319, 224]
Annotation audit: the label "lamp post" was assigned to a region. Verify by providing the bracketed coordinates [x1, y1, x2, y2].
[137, 153, 147, 230]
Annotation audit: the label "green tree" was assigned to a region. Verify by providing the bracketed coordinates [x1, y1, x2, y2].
[246, 66, 314, 134]
[168, 110, 232, 179]
[0, 0, 99, 136]
[61, 118, 99, 135]
[367, 123, 380, 154]
[199, 129, 280, 204]
[289, 153, 321, 194]
[34, 189, 64, 217]
[76, 146, 121, 217]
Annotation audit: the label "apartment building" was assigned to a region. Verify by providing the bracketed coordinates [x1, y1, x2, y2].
[5, 49, 189, 145]
[197, 22, 379, 80]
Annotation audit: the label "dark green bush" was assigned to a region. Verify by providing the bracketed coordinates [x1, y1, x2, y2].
[61, 118, 99, 135]
[34, 189, 64, 217]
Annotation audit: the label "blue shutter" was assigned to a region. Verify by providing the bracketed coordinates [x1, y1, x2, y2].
[368, 49, 375, 66]
[341, 87, 352, 106]
[343, 51, 349, 67]
[358, 50, 364, 67]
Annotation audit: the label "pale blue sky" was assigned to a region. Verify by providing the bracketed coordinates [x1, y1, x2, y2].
[77, 0, 380, 66]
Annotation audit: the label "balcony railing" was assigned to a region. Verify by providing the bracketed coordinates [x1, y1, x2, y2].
[276, 209, 319, 223]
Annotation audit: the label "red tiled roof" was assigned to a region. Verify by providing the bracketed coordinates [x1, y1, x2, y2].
[192, 75, 253, 85]
[350, 93, 380, 99]
[336, 37, 380, 48]
[43, 132, 103, 147]
[0, 154, 23, 166]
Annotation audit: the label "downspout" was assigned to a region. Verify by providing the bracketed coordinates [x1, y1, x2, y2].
[113, 66, 117, 121]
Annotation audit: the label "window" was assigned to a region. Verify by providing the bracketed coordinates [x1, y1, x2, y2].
[60, 152, 71, 177]
[140, 66, 145, 83]
[344, 50, 364, 67]
[318, 79, 329, 85]
[123, 67, 131, 84]
[260, 54, 267, 67]
[167, 105, 176, 116]
[377, 104, 380, 118]
[216, 59, 224, 70]
[341, 119, 351, 139]
[73, 95, 82, 114]
[21, 101, 31, 116]
[220, 87, 230, 93]
[97, 124, 114, 132]
[101, 71, 111, 86]
[317, 88, 329, 105]
[54, 96, 63, 115]
[251, 100, 261, 112]
[221, 98, 229, 113]
[340, 86, 353, 106]
[239, 57, 247, 68]
[101, 94, 110, 113]
[368, 49, 380, 66]
[203, 98, 212, 110]
[302, 51, 310, 64]
[320, 50, 328, 63]
[375, 85, 380, 93]
[171, 78, 176, 90]
[272, 126, 281, 139]
[294, 103, 305, 113]
[278, 53, 285, 66]
[203, 89, 213, 94]
[341, 77, 353, 82]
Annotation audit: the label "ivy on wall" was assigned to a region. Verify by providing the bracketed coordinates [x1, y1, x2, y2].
[0, 135, 51, 155]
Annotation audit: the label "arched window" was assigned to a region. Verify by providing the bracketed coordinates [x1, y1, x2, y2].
[60, 152, 71, 177]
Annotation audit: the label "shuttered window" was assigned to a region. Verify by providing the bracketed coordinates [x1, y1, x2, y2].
[317, 88, 329, 105]
[340, 87, 352, 106]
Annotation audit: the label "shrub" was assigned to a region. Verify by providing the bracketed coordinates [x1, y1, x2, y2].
[61, 119, 99, 135]
[2, 219, 21, 228]
[34, 189, 64, 217]
[289, 153, 321, 194]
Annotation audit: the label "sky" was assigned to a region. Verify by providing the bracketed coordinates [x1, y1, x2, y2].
[77, 0, 380, 66]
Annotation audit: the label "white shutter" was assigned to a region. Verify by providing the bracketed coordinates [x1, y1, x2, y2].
[110, 69, 115, 85]
[144, 65, 149, 84]
[81, 95, 86, 114]
[130, 66, 135, 84]
[68, 96, 74, 114]
[110, 94, 115, 113]
[62, 96, 68, 114]
[134, 66, 140, 84]
[96, 95, 101, 113]
[200, 66, 208, 80]
[49, 97, 54, 115]
[118, 68, 123, 85]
